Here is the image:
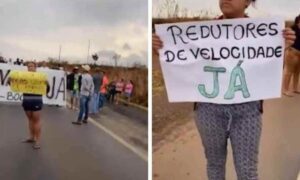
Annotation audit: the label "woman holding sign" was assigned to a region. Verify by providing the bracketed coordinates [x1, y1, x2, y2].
[9, 62, 49, 149]
[153, 0, 296, 179]
[22, 62, 49, 149]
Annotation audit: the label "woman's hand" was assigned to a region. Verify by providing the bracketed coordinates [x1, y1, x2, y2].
[283, 27, 296, 48]
[152, 33, 163, 55]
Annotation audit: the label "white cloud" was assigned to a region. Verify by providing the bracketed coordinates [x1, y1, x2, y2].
[153, 0, 299, 20]
[0, 0, 148, 67]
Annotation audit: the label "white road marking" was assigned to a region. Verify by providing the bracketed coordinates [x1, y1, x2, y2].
[88, 117, 148, 162]
[67, 102, 148, 162]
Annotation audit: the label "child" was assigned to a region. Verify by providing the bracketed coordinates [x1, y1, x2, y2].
[153, 0, 296, 179]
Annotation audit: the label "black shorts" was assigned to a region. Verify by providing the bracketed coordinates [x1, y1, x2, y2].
[22, 99, 43, 111]
[116, 91, 122, 94]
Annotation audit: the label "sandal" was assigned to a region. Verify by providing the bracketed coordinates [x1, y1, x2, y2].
[294, 91, 300, 94]
[283, 91, 293, 97]
[32, 142, 41, 149]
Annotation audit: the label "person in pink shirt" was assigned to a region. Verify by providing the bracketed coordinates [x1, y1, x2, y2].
[99, 71, 109, 109]
[124, 80, 134, 103]
[115, 78, 125, 104]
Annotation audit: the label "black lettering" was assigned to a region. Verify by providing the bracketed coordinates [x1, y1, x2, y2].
[200, 25, 210, 39]
[7, 92, 13, 100]
[186, 25, 198, 41]
[269, 23, 278, 36]
[190, 48, 200, 59]
[14, 93, 21, 101]
[200, 48, 210, 60]
[0, 69, 10, 86]
[56, 77, 65, 100]
[233, 25, 245, 40]
[211, 48, 220, 60]
[220, 47, 230, 59]
[275, 46, 282, 57]
[242, 47, 246, 58]
[222, 24, 232, 39]
[178, 50, 187, 61]
[248, 47, 256, 59]
[246, 23, 257, 38]
[47, 77, 55, 99]
[6, 92, 22, 101]
[211, 25, 222, 39]
[256, 46, 266, 58]
[164, 50, 175, 62]
[167, 25, 188, 45]
[266, 47, 275, 58]
[257, 23, 268, 36]
[231, 47, 241, 59]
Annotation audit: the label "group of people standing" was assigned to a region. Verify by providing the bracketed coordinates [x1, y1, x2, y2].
[66, 65, 134, 125]
[0, 58, 27, 66]
[6, 62, 134, 149]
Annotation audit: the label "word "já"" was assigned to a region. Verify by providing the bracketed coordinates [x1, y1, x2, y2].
[198, 60, 250, 100]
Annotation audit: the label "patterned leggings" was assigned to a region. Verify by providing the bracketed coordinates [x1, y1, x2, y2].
[195, 101, 262, 180]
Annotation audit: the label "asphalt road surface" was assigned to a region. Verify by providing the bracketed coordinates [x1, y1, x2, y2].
[0, 103, 147, 180]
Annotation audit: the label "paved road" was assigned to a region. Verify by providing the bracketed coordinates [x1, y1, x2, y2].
[153, 95, 300, 180]
[0, 103, 147, 180]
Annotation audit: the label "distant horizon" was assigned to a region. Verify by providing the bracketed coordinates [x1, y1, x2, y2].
[0, 56, 147, 68]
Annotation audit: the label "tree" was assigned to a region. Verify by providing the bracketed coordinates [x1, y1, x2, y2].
[157, 0, 179, 18]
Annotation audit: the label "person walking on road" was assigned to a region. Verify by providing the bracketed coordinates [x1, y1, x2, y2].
[153, 0, 296, 179]
[72, 65, 94, 125]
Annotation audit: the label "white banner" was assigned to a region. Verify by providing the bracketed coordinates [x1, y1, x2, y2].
[156, 17, 285, 104]
[0, 64, 66, 106]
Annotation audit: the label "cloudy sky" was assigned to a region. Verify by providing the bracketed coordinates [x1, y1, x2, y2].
[0, 0, 148, 67]
[153, 0, 300, 20]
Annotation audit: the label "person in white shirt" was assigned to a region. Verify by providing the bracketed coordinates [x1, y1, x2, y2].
[72, 65, 94, 125]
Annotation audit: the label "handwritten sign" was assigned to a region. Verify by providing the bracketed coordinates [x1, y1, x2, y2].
[9, 70, 47, 95]
[155, 17, 285, 104]
[0, 64, 66, 106]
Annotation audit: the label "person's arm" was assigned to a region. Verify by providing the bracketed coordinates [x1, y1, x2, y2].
[7, 77, 11, 86]
[152, 33, 163, 55]
[46, 80, 50, 94]
[78, 75, 81, 91]
[283, 27, 296, 49]
[90, 80, 94, 96]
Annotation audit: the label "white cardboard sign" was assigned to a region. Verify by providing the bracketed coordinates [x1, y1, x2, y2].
[156, 17, 285, 104]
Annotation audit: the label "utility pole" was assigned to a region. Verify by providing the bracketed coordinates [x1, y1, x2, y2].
[58, 45, 62, 61]
[87, 40, 90, 64]
[112, 53, 121, 67]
